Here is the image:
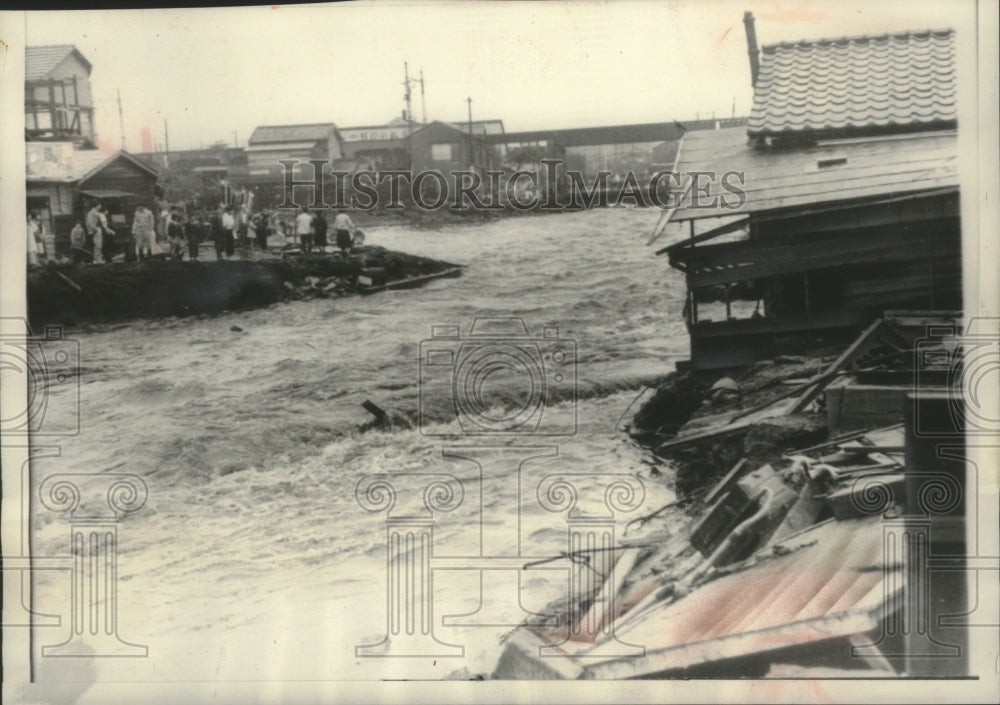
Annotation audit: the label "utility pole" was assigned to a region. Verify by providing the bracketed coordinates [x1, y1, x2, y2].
[232, 130, 238, 148]
[419, 69, 427, 124]
[466, 96, 473, 134]
[403, 62, 414, 128]
[117, 87, 126, 150]
[164, 119, 170, 166]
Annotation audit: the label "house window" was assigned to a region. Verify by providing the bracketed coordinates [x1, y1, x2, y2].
[431, 143, 454, 161]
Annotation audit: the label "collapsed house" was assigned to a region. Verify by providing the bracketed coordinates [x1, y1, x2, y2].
[493, 313, 971, 679]
[492, 21, 974, 681]
[656, 26, 959, 370]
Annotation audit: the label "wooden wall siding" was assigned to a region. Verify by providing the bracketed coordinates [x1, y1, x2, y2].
[674, 223, 957, 289]
[755, 191, 959, 240]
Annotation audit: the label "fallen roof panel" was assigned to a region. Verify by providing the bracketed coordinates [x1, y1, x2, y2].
[584, 517, 894, 677]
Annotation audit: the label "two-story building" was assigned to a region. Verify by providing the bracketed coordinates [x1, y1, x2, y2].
[25, 45, 97, 148]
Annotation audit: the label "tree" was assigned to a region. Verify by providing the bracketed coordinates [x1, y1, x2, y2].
[156, 163, 221, 209]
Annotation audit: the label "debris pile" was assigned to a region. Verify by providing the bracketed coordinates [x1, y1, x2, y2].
[493, 311, 968, 679]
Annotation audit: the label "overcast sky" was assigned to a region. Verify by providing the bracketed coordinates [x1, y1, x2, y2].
[23, 0, 969, 153]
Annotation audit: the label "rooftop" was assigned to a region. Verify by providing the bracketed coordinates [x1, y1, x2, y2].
[248, 123, 338, 145]
[748, 28, 956, 136]
[667, 125, 958, 222]
[26, 45, 92, 82]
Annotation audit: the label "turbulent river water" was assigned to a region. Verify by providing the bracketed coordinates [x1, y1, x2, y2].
[29, 208, 694, 685]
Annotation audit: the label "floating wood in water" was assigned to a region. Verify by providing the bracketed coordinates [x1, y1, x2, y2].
[362, 399, 386, 419]
[358, 266, 463, 294]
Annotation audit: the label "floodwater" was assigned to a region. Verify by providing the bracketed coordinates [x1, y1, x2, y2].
[27, 208, 692, 686]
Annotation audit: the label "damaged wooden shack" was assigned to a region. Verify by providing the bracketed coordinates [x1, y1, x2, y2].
[654, 27, 959, 370]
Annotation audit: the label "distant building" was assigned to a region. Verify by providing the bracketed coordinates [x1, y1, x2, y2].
[662, 28, 959, 369]
[244, 123, 343, 167]
[223, 124, 344, 207]
[339, 117, 413, 169]
[492, 119, 746, 177]
[338, 117, 505, 170]
[408, 120, 499, 174]
[25, 45, 97, 148]
[26, 144, 159, 255]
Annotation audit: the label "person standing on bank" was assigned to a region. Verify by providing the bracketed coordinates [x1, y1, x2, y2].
[167, 208, 186, 259]
[221, 205, 236, 259]
[69, 219, 90, 264]
[185, 212, 202, 260]
[86, 204, 113, 264]
[253, 211, 270, 251]
[295, 205, 314, 255]
[210, 207, 225, 260]
[132, 204, 157, 260]
[332, 208, 355, 257]
[27, 212, 42, 266]
[313, 209, 328, 251]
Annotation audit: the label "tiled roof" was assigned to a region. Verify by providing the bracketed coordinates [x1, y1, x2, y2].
[748, 29, 955, 136]
[248, 124, 337, 145]
[25, 45, 92, 82]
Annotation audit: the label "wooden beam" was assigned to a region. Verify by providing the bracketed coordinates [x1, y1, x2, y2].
[702, 458, 749, 506]
[787, 317, 885, 414]
[656, 216, 749, 256]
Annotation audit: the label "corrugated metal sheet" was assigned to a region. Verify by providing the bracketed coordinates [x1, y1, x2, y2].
[584, 517, 896, 677]
[748, 29, 955, 136]
[670, 126, 957, 221]
[25, 45, 91, 82]
[248, 124, 336, 145]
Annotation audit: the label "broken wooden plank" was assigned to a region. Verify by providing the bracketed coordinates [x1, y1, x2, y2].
[701, 458, 749, 506]
[577, 547, 642, 638]
[655, 418, 754, 452]
[787, 317, 885, 414]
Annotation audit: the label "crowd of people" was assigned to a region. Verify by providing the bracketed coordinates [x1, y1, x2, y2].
[27, 202, 361, 266]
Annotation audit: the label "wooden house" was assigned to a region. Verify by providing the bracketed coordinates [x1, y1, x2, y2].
[25, 45, 96, 148]
[408, 120, 499, 174]
[658, 28, 959, 369]
[26, 145, 159, 255]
